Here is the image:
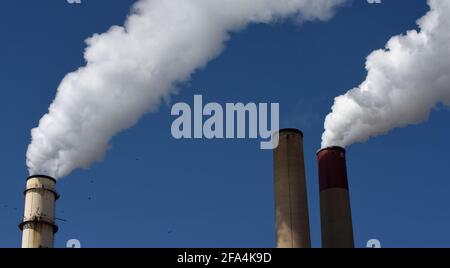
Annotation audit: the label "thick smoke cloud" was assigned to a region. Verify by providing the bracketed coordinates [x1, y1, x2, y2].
[322, 0, 450, 148]
[27, 0, 346, 179]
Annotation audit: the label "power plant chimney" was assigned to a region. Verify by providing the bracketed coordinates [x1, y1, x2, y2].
[317, 146, 354, 248]
[273, 128, 311, 248]
[19, 175, 59, 248]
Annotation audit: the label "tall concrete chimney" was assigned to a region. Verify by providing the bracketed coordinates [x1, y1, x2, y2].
[317, 146, 354, 248]
[273, 128, 311, 248]
[19, 175, 59, 248]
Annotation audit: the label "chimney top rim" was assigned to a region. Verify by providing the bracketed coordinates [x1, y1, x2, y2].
[278, 128, 303, 137]
[27, 175, 57, 183]
[316, 146, 346, 155]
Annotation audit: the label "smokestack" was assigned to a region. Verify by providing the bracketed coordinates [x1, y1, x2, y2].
[19, 175, 59, 248]
[317, 146, 354, 248]
[273, 128, 311, 248]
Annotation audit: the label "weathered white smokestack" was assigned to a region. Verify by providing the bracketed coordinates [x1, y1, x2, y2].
[19, 175, 58, 248]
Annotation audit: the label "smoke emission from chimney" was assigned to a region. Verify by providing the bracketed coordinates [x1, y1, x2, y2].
[26, 0, 347, 179]
[322, 0, 450, 148]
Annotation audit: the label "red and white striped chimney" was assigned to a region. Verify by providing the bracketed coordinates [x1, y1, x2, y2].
[317, 146, 354, 248]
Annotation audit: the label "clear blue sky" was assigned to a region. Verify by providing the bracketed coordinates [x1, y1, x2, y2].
[1, 0, 447, 248]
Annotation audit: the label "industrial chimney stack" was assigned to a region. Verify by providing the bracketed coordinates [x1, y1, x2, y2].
[317, 147, 354, 248]
[19, 175, 59, 248]
[273, 129, 311, 248]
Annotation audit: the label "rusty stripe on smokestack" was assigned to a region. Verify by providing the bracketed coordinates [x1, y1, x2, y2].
[19, 175, 59, 248]
[317, 146, 354, 248]
[273, 128, 311, 248]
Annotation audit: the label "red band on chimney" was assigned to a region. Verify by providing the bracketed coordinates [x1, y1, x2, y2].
[317, 147, 349, 192]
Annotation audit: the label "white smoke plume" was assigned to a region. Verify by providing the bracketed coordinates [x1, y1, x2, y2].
[27, 0, 347, 179]
[322, 0, 450, 148]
